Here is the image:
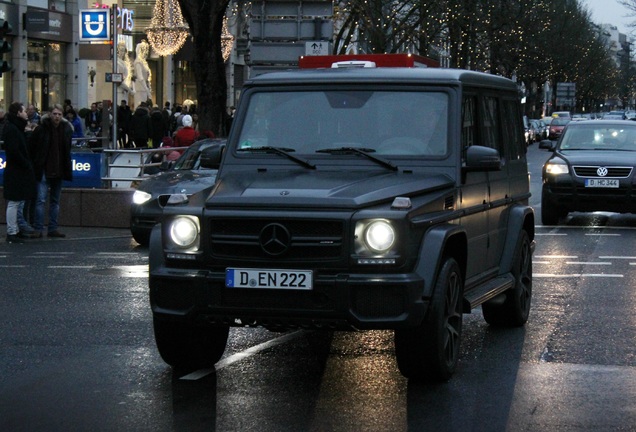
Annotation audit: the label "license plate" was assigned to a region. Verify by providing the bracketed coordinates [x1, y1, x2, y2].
[226, 268, 313, 290]
[585, 178, 619, 188]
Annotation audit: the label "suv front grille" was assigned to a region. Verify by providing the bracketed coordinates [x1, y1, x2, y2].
[573, 166, 633, 178]
[209, 218, 345, 261]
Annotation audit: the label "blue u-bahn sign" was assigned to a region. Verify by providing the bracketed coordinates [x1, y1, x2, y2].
[79, 9, 110, 42]
[0, 151, 103, 188]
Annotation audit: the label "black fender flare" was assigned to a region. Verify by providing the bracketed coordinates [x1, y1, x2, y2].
[148, 223, 165, 274]
[498, 204, 535, 275]
[414, 224, 467, 299]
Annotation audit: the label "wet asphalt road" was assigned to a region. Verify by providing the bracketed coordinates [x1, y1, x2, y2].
[1, 144, 636, 431]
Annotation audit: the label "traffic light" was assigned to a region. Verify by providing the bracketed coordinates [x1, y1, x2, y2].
[0, 19, 12, 76]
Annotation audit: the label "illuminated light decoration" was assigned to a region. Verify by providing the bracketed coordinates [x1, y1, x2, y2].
[145, 0, 189, 56]
[221, 16, 234, 62]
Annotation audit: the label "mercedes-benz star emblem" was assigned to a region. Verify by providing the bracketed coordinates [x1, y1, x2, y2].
[597, 167, 608, 177]
[259, 223, 291, 256]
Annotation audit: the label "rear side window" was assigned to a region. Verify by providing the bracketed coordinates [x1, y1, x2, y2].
[462, 91, 523, 160]
[502, 99, 524, 160]
[481, 96, 501, 151]
[462, 96, 477, 148]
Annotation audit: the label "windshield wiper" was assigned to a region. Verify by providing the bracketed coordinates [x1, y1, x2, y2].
[315, 147, 398, 171]
[238, 146, 316, 169]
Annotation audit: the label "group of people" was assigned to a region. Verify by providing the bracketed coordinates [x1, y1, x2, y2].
[2, 102, 73, 243]
[117, 100, 215, 150]
[1, 96, 229, 243]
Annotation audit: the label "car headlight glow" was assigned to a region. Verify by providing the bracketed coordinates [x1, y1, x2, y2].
[545, 163, 569, 175]
[169, 216, 199, 248]
[132, 190, 152, 205]
[364, 220, 395, 253]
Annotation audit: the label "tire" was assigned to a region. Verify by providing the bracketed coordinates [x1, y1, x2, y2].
[131, 228, 150, 246]
[541, 192, 562, 225]
[482, 230, 532, 327]
[153, 318, 229, 369]
[394, 258, 463, 382]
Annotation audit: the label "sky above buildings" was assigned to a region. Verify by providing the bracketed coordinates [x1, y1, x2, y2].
[583, 0, 634, 35]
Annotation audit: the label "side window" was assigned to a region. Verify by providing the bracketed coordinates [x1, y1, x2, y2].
[481, 96, 501, 152]
[502, 99, 523, 160]
[462, 95, 477, 148]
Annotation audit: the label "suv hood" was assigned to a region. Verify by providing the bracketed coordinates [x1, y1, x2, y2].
[139, 169, 218, 196]
[207, 170, 454, 208]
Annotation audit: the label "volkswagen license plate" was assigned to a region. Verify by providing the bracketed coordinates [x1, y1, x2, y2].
[585, 178, 619, 188]
[226, 268, 313, 290]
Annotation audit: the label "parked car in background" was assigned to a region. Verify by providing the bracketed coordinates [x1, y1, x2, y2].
[548, 117, 570, 140]
[130, 138, 226, 245]
[523, 115, 533, 146]
[603, 111, 626, 120]
[530, 119, 548, 141]
[551, 111, 571, 119]
[540, 120, 636, 224]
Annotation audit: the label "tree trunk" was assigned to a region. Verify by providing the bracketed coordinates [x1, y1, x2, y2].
[178, 0, 230, 136]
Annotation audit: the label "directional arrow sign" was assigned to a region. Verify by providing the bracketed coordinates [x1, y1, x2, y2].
[305, 41, 330, 56]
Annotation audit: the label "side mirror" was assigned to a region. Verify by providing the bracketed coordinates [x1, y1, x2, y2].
[463, 145, 501, 172]
[159, 160, 174, 170]
[539, 140, 555, 151]
[199, 143, 225, 169]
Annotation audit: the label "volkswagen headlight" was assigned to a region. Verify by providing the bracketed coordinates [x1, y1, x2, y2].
[544, 162, 569, 175]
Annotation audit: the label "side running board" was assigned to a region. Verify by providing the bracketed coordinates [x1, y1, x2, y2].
[465, 274, 515, 310]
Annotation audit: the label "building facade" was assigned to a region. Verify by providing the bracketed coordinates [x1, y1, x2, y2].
[0, 0, 246, 115]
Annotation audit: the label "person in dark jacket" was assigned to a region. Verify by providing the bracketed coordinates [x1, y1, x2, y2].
[28, 104, 73, 238]
[129, 102, 152, 148]
[85, 102, 102, 136]
[117, 99, 132, 148]
[149, 105, 165, 148]
[3, 102, 36, 243]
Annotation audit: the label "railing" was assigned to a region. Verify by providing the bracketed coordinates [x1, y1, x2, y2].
[2, 136, 186, 189]
[101, 146, 188, 188]
[71, 136, 110, 151]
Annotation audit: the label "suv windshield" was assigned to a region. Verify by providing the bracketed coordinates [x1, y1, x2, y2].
[236, 90, 449, 157]
[559, 124, 636, 151]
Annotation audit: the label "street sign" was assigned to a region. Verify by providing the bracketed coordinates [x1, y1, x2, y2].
[79, 9, 110, 42]
[305, 41, 330, 56]
[105, 73, 123, 83]
[556, 82, 576, 106]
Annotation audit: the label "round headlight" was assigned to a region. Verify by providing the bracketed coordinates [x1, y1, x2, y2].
[132, 190, 152, 205]
[169, 217, 199, 247]
[364, 221, 395, 253]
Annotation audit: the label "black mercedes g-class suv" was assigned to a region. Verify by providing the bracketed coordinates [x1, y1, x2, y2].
[149, 64, 535, 382]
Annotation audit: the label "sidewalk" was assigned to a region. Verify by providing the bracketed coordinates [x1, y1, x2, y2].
[1, 226, 133, 243]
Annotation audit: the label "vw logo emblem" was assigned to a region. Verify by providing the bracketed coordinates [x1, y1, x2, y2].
[597, 167, 608, 177]
[259, 223, 291, 256]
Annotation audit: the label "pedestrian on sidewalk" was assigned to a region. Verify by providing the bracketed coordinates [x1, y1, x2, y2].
[28, 104, 73, 238]
[3, 102, 36, 244]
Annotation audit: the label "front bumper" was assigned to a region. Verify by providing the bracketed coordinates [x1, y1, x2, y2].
[543, 181, 636, 213]
[149, 266, 429, 331]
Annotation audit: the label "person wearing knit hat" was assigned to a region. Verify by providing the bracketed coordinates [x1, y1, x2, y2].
[174, 114, 199, 148]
